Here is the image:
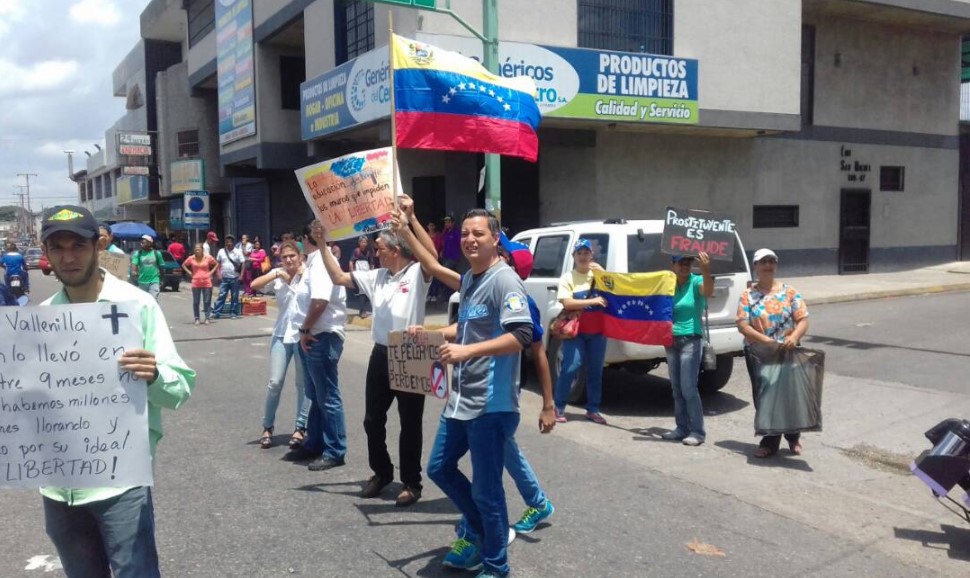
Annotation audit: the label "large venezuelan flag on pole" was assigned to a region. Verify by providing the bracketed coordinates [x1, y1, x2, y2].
[590, 270, 676, 347]
[391, 34, 542, 162]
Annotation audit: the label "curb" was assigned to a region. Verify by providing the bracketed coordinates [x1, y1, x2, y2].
[811, 282, 970, 305]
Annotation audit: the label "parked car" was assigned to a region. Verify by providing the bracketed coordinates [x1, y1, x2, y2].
[128, 250, 182, 292]
[450, 218, 751, 400]
[38, 254, 51, 275]
[24, 247, 43, 270]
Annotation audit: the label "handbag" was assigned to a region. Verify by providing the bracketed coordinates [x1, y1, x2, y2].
[260, 255, 271, 273]
[550, 310, 581, 340]
[701, 301, 717, 371]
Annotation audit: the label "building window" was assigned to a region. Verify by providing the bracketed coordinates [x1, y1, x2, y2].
[335, 0, 375, 65]
[753, 205, 800, 228]
[801, 25, 815, 126]
[104, 176, 112, 199]
[95, 177, 103, 200]
[280, 56, 306, 111]
[187, 0, 215, 49]
[177, 130, 200, 158]
[578, 0, 673, 55]
[880, 166, 905, 192]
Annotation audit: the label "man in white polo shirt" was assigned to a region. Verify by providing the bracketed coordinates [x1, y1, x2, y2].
[316, 195, 437, 506]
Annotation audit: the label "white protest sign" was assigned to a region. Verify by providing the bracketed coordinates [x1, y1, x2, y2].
[0, 302, 151, 489]
[99, 251, 131, 280]
[387, 331, 449, 399]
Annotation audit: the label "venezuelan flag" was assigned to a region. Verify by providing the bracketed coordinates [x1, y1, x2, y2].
[590, 270, 675, 347]
[392, 34, 541, 162]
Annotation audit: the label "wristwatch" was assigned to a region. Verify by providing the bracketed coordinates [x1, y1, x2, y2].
[299, 327, 310, 335]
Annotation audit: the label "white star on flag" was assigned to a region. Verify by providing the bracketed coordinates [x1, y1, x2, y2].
[479, 85, 487, 92]
[497, 96, 504, 103]
[503, 103, 512, 111]
[488, 89, 495, 96]
[442, 95, 451, 103]
[458, 83, 467, 90]
[449, 87, 457, 95]
[468, 82, 475, 89]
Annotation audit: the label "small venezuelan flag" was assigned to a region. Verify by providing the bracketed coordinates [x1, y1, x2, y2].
[590, 270, 676, 347]
[392, 34, 541, 162]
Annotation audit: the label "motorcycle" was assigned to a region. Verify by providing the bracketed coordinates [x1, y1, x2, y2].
[911, 418, 970, 524]
[7, 274, 25, 298]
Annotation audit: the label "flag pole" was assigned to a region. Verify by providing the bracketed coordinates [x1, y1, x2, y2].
[389, 11, 399, 210]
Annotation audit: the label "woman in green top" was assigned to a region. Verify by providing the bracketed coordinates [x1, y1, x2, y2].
[662, 252, 714, 446]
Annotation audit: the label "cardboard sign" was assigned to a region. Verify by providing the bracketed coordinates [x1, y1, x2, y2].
[99, 251, 131, 280]
[295, 147, 401, 242]
[661, 206, 737, 262]
[0, 303, 151, 489]
[387, 331, 449, 399]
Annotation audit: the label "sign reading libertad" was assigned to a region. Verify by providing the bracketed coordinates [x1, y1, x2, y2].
[0, 303, 151, 489]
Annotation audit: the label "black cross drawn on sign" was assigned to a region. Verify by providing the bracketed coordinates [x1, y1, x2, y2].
[102, 304, 128, 335]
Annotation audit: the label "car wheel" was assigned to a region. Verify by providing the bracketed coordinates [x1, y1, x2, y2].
[697, 353, 734, 395]
[546, 336, 587, 405]
[43, 270, 51, 276]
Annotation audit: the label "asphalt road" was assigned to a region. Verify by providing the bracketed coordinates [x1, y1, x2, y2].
[0, 274, 961, 577]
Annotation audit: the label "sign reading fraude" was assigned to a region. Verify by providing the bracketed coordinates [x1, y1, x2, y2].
[0, 303, 151, 489]
[387, 331, 449, 399]
[545, 47, 698, 124]
[295, 147, 400, 241]
[661, 207, 737, 262]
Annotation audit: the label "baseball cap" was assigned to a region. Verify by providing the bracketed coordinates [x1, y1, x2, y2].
[752, 248, 778, 263]
[206, 231, 218, 242]
[41, 205, 99, 242]
[141, 234, 153, 243]
[442, 214, 454, 222]
[499, 232, 533, 280]
[573, 239, 593, 253]
[671, 255, 695, 263]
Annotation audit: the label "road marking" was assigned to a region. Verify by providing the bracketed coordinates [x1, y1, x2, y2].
[25, 555, 62, 572]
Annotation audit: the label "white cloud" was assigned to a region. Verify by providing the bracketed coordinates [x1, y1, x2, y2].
[69, 0, 121, 26]
[0, 0, 25, 39]
[0, 58, 79, 97]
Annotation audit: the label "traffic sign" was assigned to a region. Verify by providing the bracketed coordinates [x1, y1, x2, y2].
[183, 190, 210, 230]
[368, 0, 437, 9]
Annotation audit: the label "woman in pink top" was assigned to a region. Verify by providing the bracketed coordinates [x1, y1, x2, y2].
[245, 238, 267, 295]
[182, 243, 218, 325]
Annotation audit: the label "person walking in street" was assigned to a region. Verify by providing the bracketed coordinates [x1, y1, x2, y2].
[212, 234, 244, 319]
[553, 239, 609, 425]
[38, 205, 195, 578]
[203, 231, 219, 258]
[246, 238, 267, 295]
[293, 220, 348, 472]
[662, 253, 715, 446]
[737, 248, 810, 458]
[167, 235, 185, 264]
[182, 243, 217, 325]
[131, 234, 163, 301]
[350, 235, 376, 318]
[318, 196, 436, 507]
[396, 217, 558, 537]
[422, 208, 532, 578]
[251, 240, 310, 450]
[99, 224, 125, 255]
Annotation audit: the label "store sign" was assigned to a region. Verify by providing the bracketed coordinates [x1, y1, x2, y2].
[123, 166, 150, 176]
[300, 35, 699, 140]
[183, 190, 210, 230]
[169, 198, 184, 230]
[301, 47, 391, 140]
[216, 0, 256, 145]
[170, 159, 205, 196]
[119, 145, 152, 156]
[116, 176, 149, 205]
[118, 133, 151, 146]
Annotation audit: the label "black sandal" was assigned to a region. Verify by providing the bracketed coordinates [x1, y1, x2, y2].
[260, 428, 273, 449]
[288, 428, 306, 449]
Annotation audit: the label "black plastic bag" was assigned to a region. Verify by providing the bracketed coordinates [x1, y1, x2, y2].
[746, 343, 825, 436]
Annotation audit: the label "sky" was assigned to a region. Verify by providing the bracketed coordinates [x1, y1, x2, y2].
[0, 0, 149, 212]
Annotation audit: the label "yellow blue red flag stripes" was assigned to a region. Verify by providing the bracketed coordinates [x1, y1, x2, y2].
[391, 34, 541, 162]
[590, 270, 676, 346]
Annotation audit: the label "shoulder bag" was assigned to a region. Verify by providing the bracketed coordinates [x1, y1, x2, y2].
[701, 302, 717, 371]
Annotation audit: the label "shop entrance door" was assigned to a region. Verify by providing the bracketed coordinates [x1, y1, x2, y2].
[839, 188, 871, 274]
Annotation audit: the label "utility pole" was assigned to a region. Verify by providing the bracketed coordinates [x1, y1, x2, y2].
[12, 187, 27, 239]
[17, 172, 37, 240]
[481, 0, 501, 220]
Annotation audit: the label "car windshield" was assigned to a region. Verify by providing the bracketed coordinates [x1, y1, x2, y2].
[26, 248, 42, 257]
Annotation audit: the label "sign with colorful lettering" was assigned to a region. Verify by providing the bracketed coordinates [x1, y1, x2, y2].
[300, 47, 390, 141]
[387, 331, 449, 399]
[0, 303, 151, 489]
[216, 0, 256, 145]
[661, 207, 737, 261]
[295, 147, 400, 241]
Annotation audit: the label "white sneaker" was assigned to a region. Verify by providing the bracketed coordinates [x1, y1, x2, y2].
[508, 527, 516, 545]
[682, 435, 704, 446]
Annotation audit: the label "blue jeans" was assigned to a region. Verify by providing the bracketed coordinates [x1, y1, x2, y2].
[263, 336, 310, 431]
[428, 412, 519, 576]
[555, 332, 607, 413]
[665, 335, 706, 439]
[299, 331, 347, 461]
[192, 287, 213, 321]
[43, 486, 159, 578]
[212, 277, 240, 318]
[138, 282, 160, 301]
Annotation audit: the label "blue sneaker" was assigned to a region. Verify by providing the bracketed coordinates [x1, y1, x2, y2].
[475, 571, 508, 578]
[513, 499, 555, 533]
[443, 538, 483, 571]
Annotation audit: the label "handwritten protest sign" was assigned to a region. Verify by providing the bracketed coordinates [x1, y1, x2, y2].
[0, 303, 150, 489]
[99, 251, 131, 280]
[661, 206, 737, 262]
[387, 331, 449, 399]
[295, 146, 402, 241]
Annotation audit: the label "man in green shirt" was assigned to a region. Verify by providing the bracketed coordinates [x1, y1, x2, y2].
[131, 234, 162, 301]
[39, 205, 196, 578]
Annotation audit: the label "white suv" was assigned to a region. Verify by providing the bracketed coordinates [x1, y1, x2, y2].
[508, 219, 750, 401]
